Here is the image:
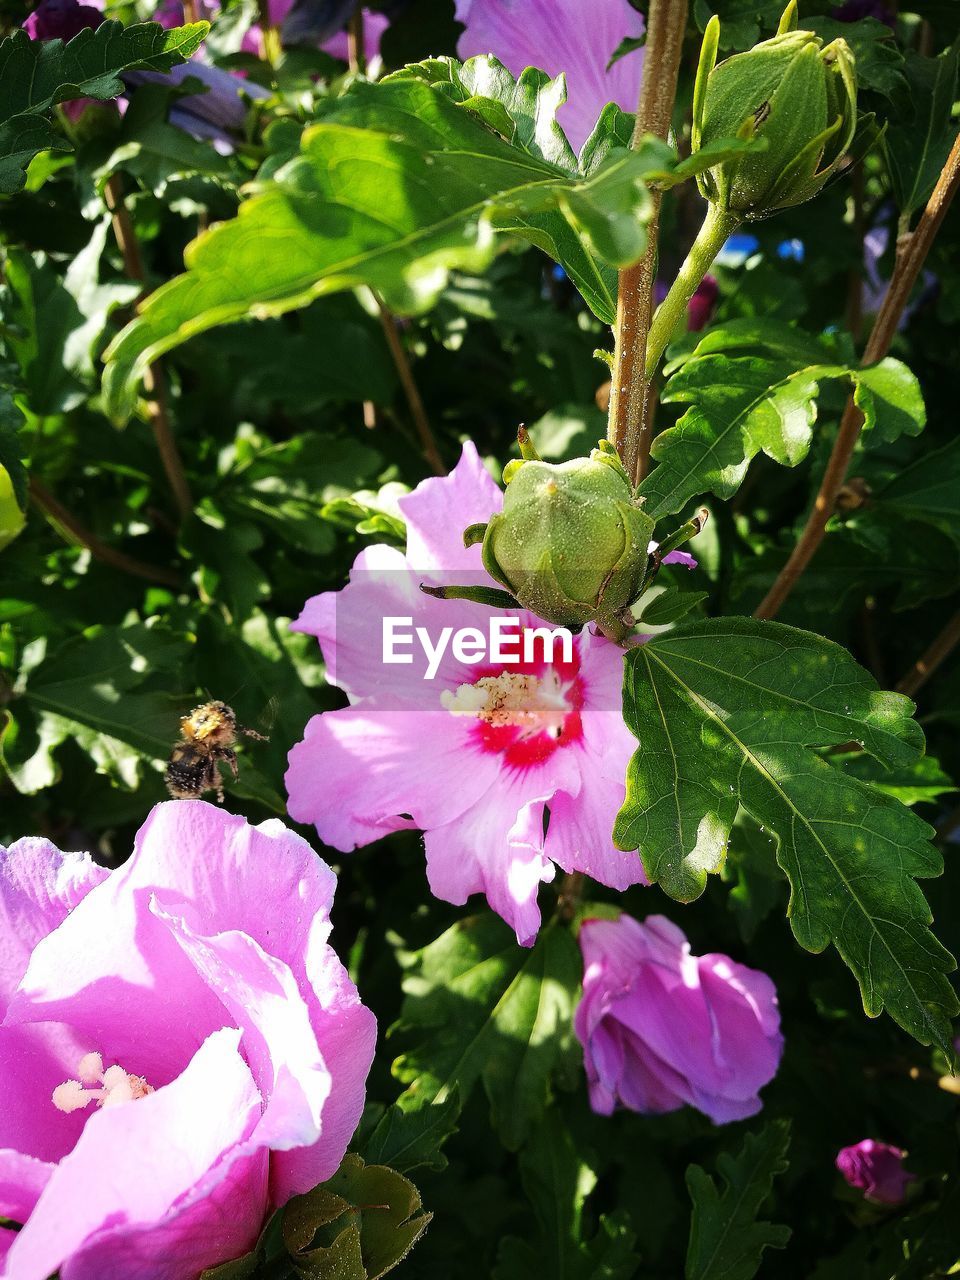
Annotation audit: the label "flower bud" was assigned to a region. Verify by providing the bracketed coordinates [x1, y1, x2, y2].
[470, 441, 655, 633]
[693, 1, 857, 220]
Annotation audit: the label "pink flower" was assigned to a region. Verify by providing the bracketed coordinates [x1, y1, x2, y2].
[574, 913, 783, 1123]
[454, 0, 645, 152]
[0, 802, 376, 1280]
[836, 1140, 915, 1206]
[22, 0, 102, 41]
[286, 443, 658, 946]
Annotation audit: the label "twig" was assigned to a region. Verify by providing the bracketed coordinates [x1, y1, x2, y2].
[895, 609, 960, 699]
[103, 174, 194, 524]
[754, 131, 960, 620]
[845, 160, 866, 344]
[29, 478, 181, 588]
[376, 298, 446, 476]
[557, 871, 586, 922]
[606, 0, 689, 485]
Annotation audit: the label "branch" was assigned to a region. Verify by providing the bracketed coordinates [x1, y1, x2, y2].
[103, 174, 194, 525]
[29, 478, 181, 588]
[895, 609, 960, 699]
[754, 130, 960, 620]
[376, 298, 447, 476]
[606, 0, 689, 485]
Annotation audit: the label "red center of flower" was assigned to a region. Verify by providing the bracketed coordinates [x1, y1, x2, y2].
[441, 633, 584, 768]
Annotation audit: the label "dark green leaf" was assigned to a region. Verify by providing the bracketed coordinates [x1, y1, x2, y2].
[807, 17, 906, 98]
[685, 1121, 791, 1280]
[885, 43, 959, 215]
[613, 617, 958, 1052]
[638, 587, 709, 627]
[283, 1154, 430, 1280]
[392, 915, 580, 1149]
[359, 1092, 460, 1174]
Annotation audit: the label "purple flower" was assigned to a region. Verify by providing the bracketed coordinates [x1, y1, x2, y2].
[0, 802, 376, 1279]
[574, 913, 783, 1123]
[285, 443, 701, 945]
[836, 1139, 915, 1205]
[653, 275, 719, 333]
[833, 0, 895, 26]
[22, 0, 102, 40]
[454, 0, 645, 152]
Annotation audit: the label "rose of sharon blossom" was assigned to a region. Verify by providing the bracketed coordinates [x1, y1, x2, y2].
[286, 444, 692, 946]
[23, 0, 102, 41]
[0, 801, 376, 1280]
[575, 913, 783, 1123]
[455, 0, 644, 152]
[836, 1140, 915, 1205]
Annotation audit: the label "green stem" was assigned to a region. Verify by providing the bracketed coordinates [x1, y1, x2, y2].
[644, 204, 740, 380]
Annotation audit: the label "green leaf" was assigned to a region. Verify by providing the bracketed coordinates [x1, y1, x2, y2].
[0, 21, 209, 193]
[358, 1093, 461, 1174]
[832, 750, 957, 807]
[639, 323, 924, 519]
[102, 71, 680, 421]
[721, 813, 786, 943]
[685, 1121, 791, 1280]
[885, 43, 959, 216]
[874, 437, 960, 536]
[613, 617, 958, 1052]
[493, 1112, 639, 1280]
[693, 0, 784, 50]
[282, 1154, 431, 1280]
[0, 387, 27, 512]
[637, 587, 709, 627]
[392, 915, 580, 1150]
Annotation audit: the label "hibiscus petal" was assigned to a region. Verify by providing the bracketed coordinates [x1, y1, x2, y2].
[4, 1028, 263, 1280]
[0, 1148, 55, 1226]
[545, 750, 646, 890]
[424, 777, 556, 945]
[286, 700, 501, 848]
[6, 805, 339, 1084]
[399, 441, 502, 572]
[0, 839, 108, 1015]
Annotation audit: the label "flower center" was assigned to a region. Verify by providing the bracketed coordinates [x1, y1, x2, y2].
[52, 1052, 154, 1113]
[442, 670, 569, 739]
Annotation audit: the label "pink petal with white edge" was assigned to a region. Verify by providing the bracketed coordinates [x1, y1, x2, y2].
[455, 0, 644, 152]
[545, 749, 645, 890]
[0, 839, 108, 1014]
[4, 1028, 264, 1280]
[6, 804, 338, 1085]
[424, 773, 558, 945]
[285, 699, 502, 849]
[399, 441, 502, 573]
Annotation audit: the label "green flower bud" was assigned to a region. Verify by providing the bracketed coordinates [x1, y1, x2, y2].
[692, 1, 857, 220]
[472, 441, 655, 633]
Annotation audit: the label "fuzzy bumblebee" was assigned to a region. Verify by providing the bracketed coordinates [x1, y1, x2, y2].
[164, 701, 267, 803]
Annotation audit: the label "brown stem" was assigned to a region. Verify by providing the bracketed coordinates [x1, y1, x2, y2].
[347, 3, 365, 75]
[895, 609, 960, 699]
[103, 175, 194, 524]
[376, 299, 446, 476]
[607, 0, 689, 484]
[557, 871, 586, 922]
[754, 131, 960, 620]
[29, 478, 180, 588]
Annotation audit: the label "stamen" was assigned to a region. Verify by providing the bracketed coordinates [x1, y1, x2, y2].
[442, 671, 569, 736]
[52, 1052, 154, 1114]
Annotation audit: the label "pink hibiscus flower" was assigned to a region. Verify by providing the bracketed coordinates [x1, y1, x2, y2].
[454, 0, 645, 152]
[0, 802, 375, 1280]
[285, 443, 673, 945]
[836, 1139, 916, 1206]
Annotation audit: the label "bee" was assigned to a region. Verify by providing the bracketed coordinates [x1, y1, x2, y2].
[165, 701, 268, 803]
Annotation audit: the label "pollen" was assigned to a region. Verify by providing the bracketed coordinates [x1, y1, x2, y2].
[441, 671, 569, 737]
[52, 1052, 154, 1114]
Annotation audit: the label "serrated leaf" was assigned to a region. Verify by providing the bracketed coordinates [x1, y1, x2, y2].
[613, 617, 958, 1052]
[685, 1121, 791, 1280]
[283, 1154, 430, 1280]
[0, 21, 208, 192]
[875, 437, 960, 535]
[639, 323, 924, 519]
[832, 750, 957, 807]
[493, 1113, 639, 1280]
[721, 813, 786, 944]
[359, 1092, 460, 1174]
[392, 915, 580, 1150]
[101, 71, 684, 421]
